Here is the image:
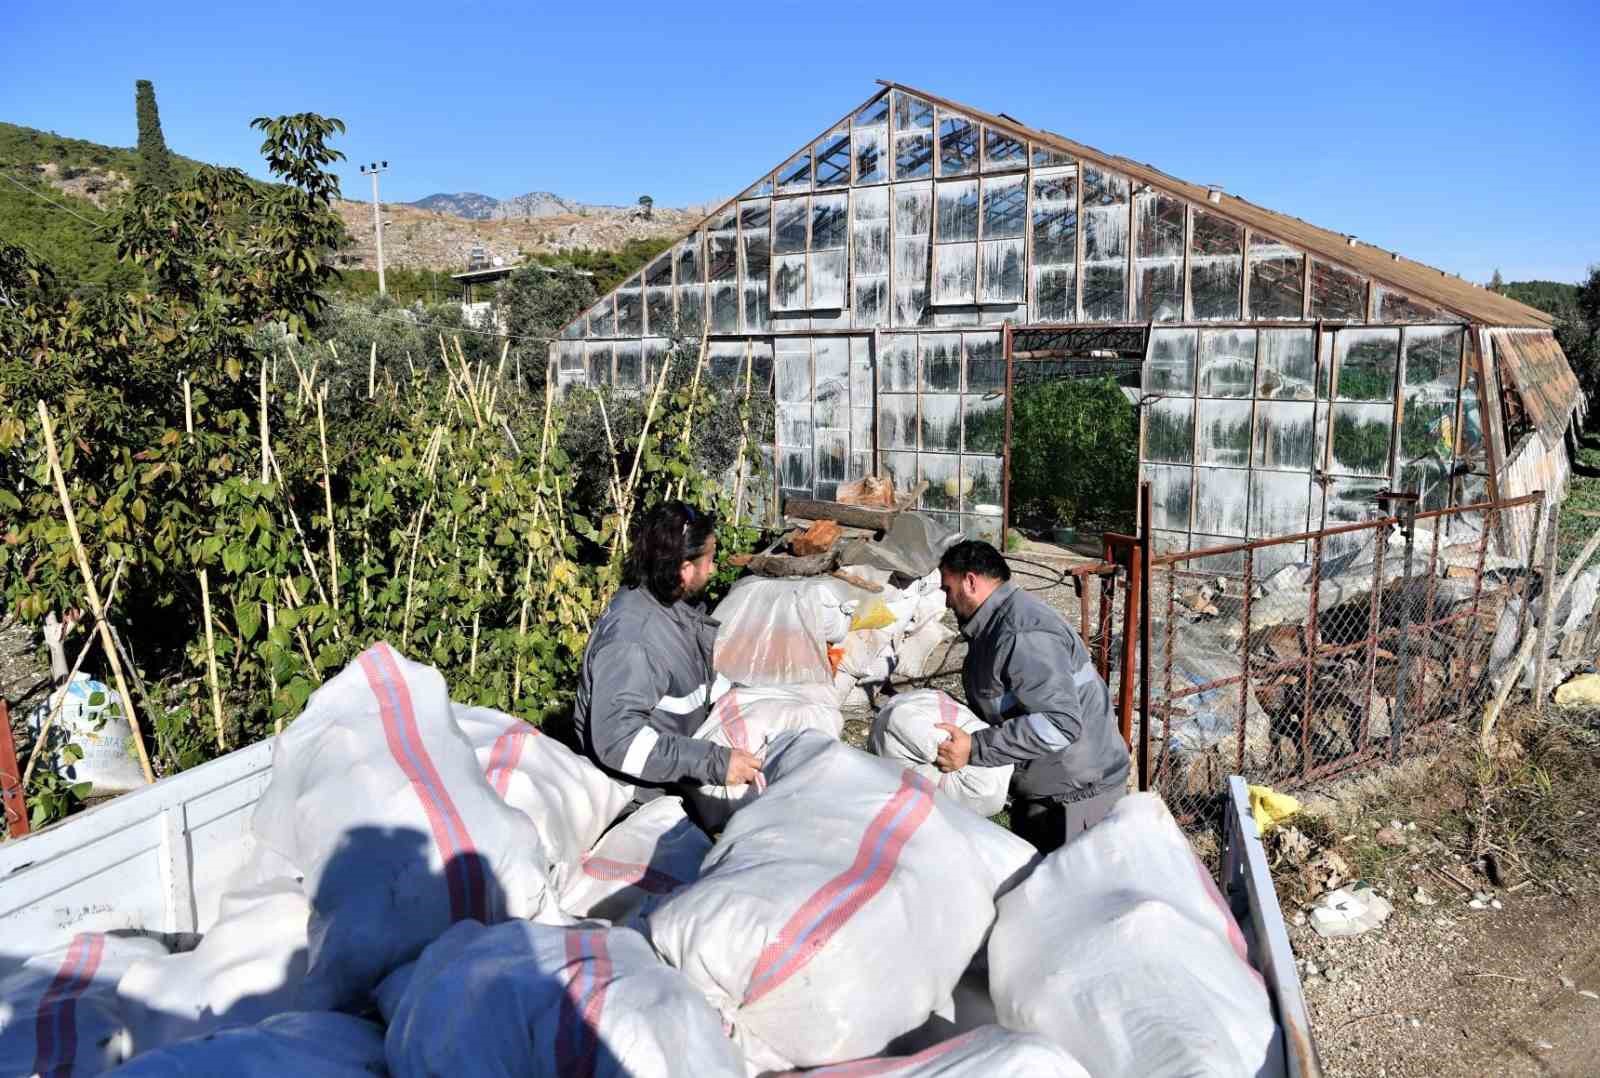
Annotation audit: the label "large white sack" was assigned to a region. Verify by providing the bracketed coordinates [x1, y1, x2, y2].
[894, 620, 955, 679]
[837, 629, 894, 682]
[0, 933, 167, 1077]
[385, 919, 744, 1078]
[107, 1012, 385, 1077]
[118, 878, 332, 1054]
[648, 732, 1036, 1073]
[770, 1025, 1087, 1077]
[452, 704, 634, 890]
[989, 793, 1283, 1078]
[713, 577, 857, 685]
[686, 684, 844, 830]
[869, 690, 1013, 819]
[249, 642, 556, 1006]
[558, 797, 711, 923]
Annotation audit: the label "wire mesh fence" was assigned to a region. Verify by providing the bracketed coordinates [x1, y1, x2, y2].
[1142, 494, 1544, 827]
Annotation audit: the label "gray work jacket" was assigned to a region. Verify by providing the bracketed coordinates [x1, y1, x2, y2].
[960, 581, 1130, 802]
[575, 586, 732, 788]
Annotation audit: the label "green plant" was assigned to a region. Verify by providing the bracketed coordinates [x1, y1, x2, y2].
[1008, 376, 1137, 534]
[134, 80, 176, 193]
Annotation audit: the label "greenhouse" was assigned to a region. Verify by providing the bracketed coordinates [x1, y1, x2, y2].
[550, 81, 1578, 556]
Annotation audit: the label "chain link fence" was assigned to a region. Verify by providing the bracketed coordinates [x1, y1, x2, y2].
[1142, 494, 1544, 827]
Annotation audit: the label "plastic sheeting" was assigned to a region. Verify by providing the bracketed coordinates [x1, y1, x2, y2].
[839, 512, 963, 581]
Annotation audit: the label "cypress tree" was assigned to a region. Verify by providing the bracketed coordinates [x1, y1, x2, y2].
[134, 79, 175, 192]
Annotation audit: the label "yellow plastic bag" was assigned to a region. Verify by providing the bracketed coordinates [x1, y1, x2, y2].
[1248, 785, 1300, 837]
[850, 598, 896, 632]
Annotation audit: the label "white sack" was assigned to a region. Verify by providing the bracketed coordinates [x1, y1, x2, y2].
[870, 690, 1013, 819]
[385, 919, 743, 1078]
[249, 643, 556, 1007]
[713, 577, 856, 685]
[118, 878, 331, 1054]
[558, 797, 711, 923]
[686, 684, 844, 830]
[452, 704, 634, 890]
[838, 629, 895, 682]
[894, 620, 955, 679]
[648, 732, 1036, 1073]
[769, 1025, 1087, 1077]
[0, 933, 167, 1077]
[989, 793, 1283, 1078]
[108, 1012, 386, 1077]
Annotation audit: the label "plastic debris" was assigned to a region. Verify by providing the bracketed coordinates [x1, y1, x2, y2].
[1247, 785, 1300, 836]
[1309, 884, 1393, 938]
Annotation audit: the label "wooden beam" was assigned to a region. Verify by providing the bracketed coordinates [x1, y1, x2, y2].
[784, 497, 901, 531]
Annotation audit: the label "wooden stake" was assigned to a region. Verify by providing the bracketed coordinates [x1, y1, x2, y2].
[258, 359, 270, 483]
[469, 550, 485, 677]
[198, 567, 226, 752]
[672, 335, 711, 501]
[401, 497, 431, 651]
[733, 342, 756, 526]
[279, 577, 321, 677]
[1533, 508, 1560, 713]
[315, 386, 340, 616]
[35, 402, 155, 784]
[265, 445, 340, 636]
[496, 339, 510, 381]
[368, 342, 377, 399]
[266, 602, 280, 734]
[512, 546, 534, 707]
[537, 358, 556, 487]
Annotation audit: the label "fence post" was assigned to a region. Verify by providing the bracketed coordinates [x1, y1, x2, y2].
[1138, 481, 1153, 793]
[1359, 525, 1387, 759]
[1533, 497, 1561, 713]
[1390, 499, 1419, 763]
[0, 700, 27, 838]
[1301, 535, 1322, 780]
[1238, 547, 1253, 776]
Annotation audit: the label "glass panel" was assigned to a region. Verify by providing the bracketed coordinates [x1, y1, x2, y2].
[1335, 328, 1400, 401]
[921, 395, 961, 452]
[615, 342, 642, 389]
[777, 152, 811, 193]
[1134, 189, 1186, 323]
[1457, 365, 1485, 468]
[963, 455, 1003, 514]
[852, 188, 889, 274]
[938, 113, 979, 176]
[779, 448, 812, 490]
[1256, 329, 1315, 399]
[709, 283, 739, 333]
[856, 95, 891, 128]
[811, 194, 848, 250]
[880, 395, 918, 450]
[814, 129, 851, 189]
[1082, 265, 1127, 322]
[853, 124, 888, 185]
[1032, 143, 1073, 167]
[1081, 167, 1129, 322]
[1198, 329, 1257, 397]
[936, 180, 980, 242]
[933, 243, 977, 306]
[817, 430, 849, 482]
[1193, 467, 1250, 537]
[894, 91, 934, 130]
[586, 343, 613, 385]
[740, 201, 771, 333]
[1030, 168, 1077, 322]
[643, 339, 670, 385]
[1248, 233, 1304, 320]
[1197, 399, 1253, 466]
[676, 285, 703, 335]
[981, 175, 1026, 240]
[616, 278, 642, 336]
[1146, 464, 1194, 532]
[774, 341, 810, 403]
[587, 297, 615, 338]
[1310, 260, 1367, 320]
[744, 175, 774, 199]
[851, 408, 874, 450]
[895, 133, 933, 180]
[921, 334, 962, 392]
[645, 254, 672, 288]
[773, 197, 808, 255]
[810, 249, 847, 309]
[1398, 327, 1462, 502]
[1145, 398, 1195, 463]
[1324, 477, 1385, 526]
[772, 253, 807, 312]
[964, 395, 1005, 454]
[855, 277, 889, 328]
[1190, 210, 1243, 320]
[965, 332, 1004, 393]
[645, 287, 673, 337]
[1330, 402, 1394, 476]
[983, 126, 1026, 170]
[707, 341, 746, 384]
[1249, 470, 1312, 537]
[557, 342, 583, 372]
[814, 338, 850, 426]
[920, 453, 960, 511]
[893, 183, 932, 327]
[1377, 286, 1444, 323]
[777, 403, 812, 446]
[880, 334, 917, 391]
[1144, 328, 1197, 394]
[1254, 402, 1316, 470]
[850, 337, 872, 399]
[749, 339, 774, 391]
[979, 239, 1025, 304]
[967, 509, 1003, 545]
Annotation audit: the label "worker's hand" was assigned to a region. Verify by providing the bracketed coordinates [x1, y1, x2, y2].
[724, 748, 764, 786]
[934, 724, 971, 772]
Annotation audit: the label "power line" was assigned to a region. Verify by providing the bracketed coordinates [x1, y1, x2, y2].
[0, 170, 110, 229]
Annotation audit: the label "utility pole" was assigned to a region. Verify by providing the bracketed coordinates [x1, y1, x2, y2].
[359, 161, 390, 296]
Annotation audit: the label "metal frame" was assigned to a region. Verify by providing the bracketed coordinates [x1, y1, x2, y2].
[0, 701, 26, 838]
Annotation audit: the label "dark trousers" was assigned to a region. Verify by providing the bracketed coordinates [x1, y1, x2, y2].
[1011, 786, 1124, 853]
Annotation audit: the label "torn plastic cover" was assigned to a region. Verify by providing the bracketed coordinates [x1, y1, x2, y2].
[838, 510, 963, 580]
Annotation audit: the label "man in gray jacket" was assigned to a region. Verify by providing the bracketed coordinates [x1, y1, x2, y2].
[932, 540, 1129, 850]
[575, 501, 763, 795]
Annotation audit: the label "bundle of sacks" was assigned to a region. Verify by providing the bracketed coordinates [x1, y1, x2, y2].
[0, 645, 1285, 1077]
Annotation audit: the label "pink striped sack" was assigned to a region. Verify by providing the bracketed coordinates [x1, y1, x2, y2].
[0, 932, 167, 1076]
[249, 644, 558, 1007]
[989, 793, 1285, 1078]
[647, 732, 1036, 1073]
[557, 796, 711, 924]
[686, 684, 844, 830]
[383, 919, 743, 1078]
[451, 705, 634, 892]
[868, 690, 1013, 819]
[109, 1011, 386, 1077]
[770, 1024, 1086, 1077]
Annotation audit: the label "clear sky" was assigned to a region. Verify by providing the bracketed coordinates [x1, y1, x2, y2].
[5, 0, 1597, 283]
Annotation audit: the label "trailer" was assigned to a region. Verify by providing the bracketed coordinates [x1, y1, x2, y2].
[0, 747, 1321, 1075]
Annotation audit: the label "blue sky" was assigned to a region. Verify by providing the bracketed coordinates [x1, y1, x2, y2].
[5, 0, 1597, 283]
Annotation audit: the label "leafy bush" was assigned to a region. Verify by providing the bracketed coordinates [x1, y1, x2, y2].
[1008, 376, 1137, 533]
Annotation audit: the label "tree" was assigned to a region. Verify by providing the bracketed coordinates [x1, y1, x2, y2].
[134, 79, 176, 193]
[1488, 268, 1504, 292]
[637, 194, 653, 220]
[499, 265, 596, 383]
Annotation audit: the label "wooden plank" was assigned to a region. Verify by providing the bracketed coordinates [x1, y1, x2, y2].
[784, 497, 901, 531]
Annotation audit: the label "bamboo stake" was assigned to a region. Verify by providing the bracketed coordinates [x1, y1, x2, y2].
[279, 577, 320, 676]
[265, 445, 339, 635]
[512, 546, 534, 706]
[626, 352, 674, 497]
[469, 550, 485, 678]
[452, 338, 485, 429]
[537, 359, 556, 486]
[258, 359, 270, 483]
[35, 402, 156, 784]
[20, 562, 126, 794]
[266, 603, 280, 734]
[401, 497, 431, 651]
[732, 342, 756, 526]
[496, 339, 510, 381]
[198, 568, 226, 752]
[672, 335, 711, 501]
[368, 342, 377, 399]
[1533, 509, 1560, 712]
[595, 390, 626, 518]
[315, 386, 340, 616]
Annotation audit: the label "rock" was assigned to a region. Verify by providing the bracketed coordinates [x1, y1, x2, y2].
[1581, 990, 1600, 1001]
[1468, 898, 1488, 910]
[1560, 975, 1577, 990]
[791, 519, 842, 557]
[1413, 886, 1437, 906]
[1376, 826, 1406, 847]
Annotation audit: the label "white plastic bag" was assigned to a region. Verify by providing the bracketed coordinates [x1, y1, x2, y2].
[769, 1025, 1087, 1077]
[108, 1012, 386, 1077]
[838, 629, 895, 682]
[648, 732, 1035, 1072]
[686, 684, 844, 830]
[870, 690, 1013, 819]
[0, 933, 167, 1076]
[119, 878, 331, 1054]
[249, 643, 556, 1007]
[713, 577, 856, 685]
[988, 793, 1283, 1078]
[894, 620, 955, 679]
[452, 704, 634, 891]
[558, 797, 711, 923]
[385, 919, 744, 1078]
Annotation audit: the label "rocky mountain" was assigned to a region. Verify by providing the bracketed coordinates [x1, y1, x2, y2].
[408, 192, 501, 219]
[406, 190, 640, 221]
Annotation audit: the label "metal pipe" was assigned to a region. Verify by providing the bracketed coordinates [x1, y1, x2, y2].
[1238, 547, 1253, 775]
[1390, 500, 1419, 763]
